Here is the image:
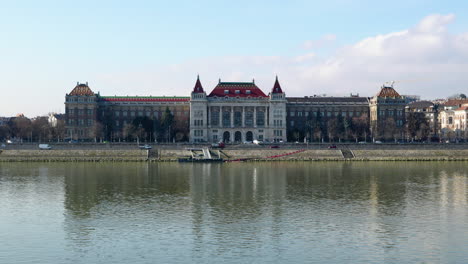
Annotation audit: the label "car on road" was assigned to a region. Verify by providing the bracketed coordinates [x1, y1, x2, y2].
[328, 145, 337, 149]
[39, 144, 52, 150]
[270, 145, 280, 149]
[374, 140, 382, 144]
[211, 142, 225, 148]
[139, 144, 152, 150]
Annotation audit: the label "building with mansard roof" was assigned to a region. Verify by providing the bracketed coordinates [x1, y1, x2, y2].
[369, 84, 407, 140]
[190, 76, 287, 143]
[65, 82, 190, 141]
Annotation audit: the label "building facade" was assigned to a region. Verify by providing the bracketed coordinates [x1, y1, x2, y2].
[189, 76, 287, 143]
[65, 82, 190, 141]
[439, 99, 468, 141]
[369, 85, 406, 140]
[64, 79, 431, 143]
[286, 96, 370, 142]
[405, 100, 439, 136]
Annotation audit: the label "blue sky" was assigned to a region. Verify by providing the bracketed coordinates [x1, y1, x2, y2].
[1, 0, 467, 116]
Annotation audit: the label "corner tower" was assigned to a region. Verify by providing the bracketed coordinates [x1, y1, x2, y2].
[64, 82, 99, 140]
[189, 75, 208, 142]
[268, 76, 287, 142]
[369, 84, 406, 141]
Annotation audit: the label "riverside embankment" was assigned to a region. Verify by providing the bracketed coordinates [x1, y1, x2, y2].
[1, 143, 467, 162]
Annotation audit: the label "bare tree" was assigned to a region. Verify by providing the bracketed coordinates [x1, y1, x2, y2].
[0, 125, 11, 141]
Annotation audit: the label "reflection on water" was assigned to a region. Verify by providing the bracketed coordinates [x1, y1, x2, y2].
[0, 162, 467, 263]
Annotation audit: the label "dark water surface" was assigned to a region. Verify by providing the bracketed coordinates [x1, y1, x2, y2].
[0, 162, 467, 264]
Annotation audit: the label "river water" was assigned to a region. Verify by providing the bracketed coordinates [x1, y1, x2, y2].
[0, 162, 466, 264]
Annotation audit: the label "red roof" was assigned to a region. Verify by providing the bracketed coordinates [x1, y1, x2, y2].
[376, 86, 401, 98]
[69, 83, 95, 96]
[193, 75, 204, 93]
[455, 106, 468, 111]
[271, 76, 283, 94]
[443, 99, 468, 107]
[208, 81, 268, 98]
[101, 96, 189, 102]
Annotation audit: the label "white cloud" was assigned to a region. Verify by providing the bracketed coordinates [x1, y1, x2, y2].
[94, 14, 468, 103]
[303, 34, 337, 49]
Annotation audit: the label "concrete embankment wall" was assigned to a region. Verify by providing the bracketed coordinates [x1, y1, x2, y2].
[352, 149, 468, 161]
[0, 149, 149, 162]
[1, 146, 467, 162]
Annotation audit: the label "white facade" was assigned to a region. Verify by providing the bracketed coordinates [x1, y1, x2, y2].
[189, 78, 287, 143]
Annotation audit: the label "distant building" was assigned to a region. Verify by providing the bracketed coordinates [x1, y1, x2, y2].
[48, 113, 65, 127]
[405, 100, 439, 136]
[403, 95, 420, 104]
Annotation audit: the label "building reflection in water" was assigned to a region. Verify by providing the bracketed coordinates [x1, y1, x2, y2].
[54, 161, 467, 263]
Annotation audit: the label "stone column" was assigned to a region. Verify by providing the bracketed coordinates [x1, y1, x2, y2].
[254, 107, 257, 128]
[219, 107, 222, 128]
[207, 107, 210, 128]
[230, 106, 234, 128]
[242, 106, 245, 128]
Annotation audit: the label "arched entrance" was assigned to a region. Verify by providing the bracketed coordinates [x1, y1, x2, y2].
[246, 131, 253, 142]
[234, 131, 242, 142]
[223, 131, 230, 142]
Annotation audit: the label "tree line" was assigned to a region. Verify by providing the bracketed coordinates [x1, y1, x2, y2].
[0, 116, 66, 143]
[288, 111, 433, 143]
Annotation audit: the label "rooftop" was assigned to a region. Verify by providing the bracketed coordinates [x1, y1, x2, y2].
[208, 81, 268, 98]
[375, 86, 401, 98]
[407, 100, 434, 108]
[100, 96, 190, 102]
[69, 82, 95, 96]
[287, 96, 369, 104]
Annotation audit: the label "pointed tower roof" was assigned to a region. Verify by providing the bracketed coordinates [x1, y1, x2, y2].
[192, 75, 204, 93]
[69, 82, 95, 96]
[271, 75, 283, 94]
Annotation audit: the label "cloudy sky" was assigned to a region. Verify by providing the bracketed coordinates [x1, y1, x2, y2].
[1, 0, 467, 117]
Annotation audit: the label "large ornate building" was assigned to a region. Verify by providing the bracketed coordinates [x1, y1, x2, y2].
[189, 76, 287, 143]
[65, 77, 417, 143]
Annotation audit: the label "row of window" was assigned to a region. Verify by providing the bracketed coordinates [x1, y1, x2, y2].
[67, 109, 94, 116]
[211, 111, 266, 127]
[68, 119, 93, 126]
[114, 110, 186, 117]
[66, 98, 95, 102]
[290, 111, 364, 118]
[379, 110, 404, 117]
[194, 130, 204, 137]
[273, 120, 283, 127]
[274, 130, 283, 136]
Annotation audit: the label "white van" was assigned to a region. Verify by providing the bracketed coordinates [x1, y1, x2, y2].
[39, 144, 52, 150]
